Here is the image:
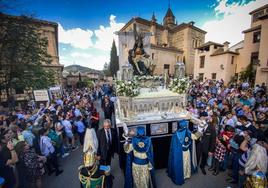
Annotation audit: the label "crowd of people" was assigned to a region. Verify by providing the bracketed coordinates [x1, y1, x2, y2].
[0, 84, 115, 188]
[0, 78, 267, 188]
[187, 79, 268, 187]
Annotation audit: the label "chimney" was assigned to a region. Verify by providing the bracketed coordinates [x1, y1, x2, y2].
[209, 44, 215, 52]
[223, 41, 230, 51]
[189, 21, 195, 26]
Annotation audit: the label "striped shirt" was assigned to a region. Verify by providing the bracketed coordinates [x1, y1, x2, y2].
[239, 149, 250, 168]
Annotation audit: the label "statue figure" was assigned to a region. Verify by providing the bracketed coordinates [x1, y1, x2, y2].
[174, 62, 185, 78]
[128, 25, 155, 75]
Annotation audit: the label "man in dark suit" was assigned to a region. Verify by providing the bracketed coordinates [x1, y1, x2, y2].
[97, 119, 117, 165]
[196, 115, 216, 175]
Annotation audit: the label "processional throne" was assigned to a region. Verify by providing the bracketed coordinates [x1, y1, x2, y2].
[115, 22, 190, 169]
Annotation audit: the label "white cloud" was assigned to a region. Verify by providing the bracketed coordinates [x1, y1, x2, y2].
[58, 14, 125, 70]
[70, 52, 92, 58]
[202, 0, 267, 45]
[60, 53, 108, 70]
[58, 24, 93, 49]
[94, 15, 125, 51]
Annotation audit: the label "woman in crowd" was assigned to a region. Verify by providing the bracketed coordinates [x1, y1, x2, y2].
[39, 127, 63, 176]
[15, 141, 46, 188]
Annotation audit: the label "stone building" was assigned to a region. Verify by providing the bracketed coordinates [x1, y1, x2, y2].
[194, 41, 241, 83]
[237, 4, 268, 87]
[118, 7, 206, 76]
[62, 69, 103, 89]
[194, 4, 268, 86]
[0, 13, 63, 102]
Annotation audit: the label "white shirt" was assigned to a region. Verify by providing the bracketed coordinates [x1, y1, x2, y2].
[105, 129, 112, 143]
[62, 119, 73, 133]
[40, 136, 55, 157]
[74, 108, 82, 117]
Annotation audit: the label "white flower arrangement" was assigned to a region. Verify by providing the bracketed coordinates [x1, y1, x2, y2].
[169, 77, 190, 94]
[115, 80, 139, 97]
[133, 75, 163, 81]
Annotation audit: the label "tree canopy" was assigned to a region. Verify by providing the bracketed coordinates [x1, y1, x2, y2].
[109, 39, 119, 77]
[239, 62, 256, 84]
[0, 14, 55, 96]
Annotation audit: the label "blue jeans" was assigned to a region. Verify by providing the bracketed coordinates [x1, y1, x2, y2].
[56, 143, 67, 156]
[232, 152, 241, 182]
[221, 152, 229, 171]
[238, 173, 246, 188]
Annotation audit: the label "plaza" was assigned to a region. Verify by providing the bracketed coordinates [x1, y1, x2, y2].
[0, 1, 268, 188]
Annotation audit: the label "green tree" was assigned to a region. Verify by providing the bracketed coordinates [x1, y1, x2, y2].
[239, 62, 256, 84]
[0, 14, 55, 97]
[103, 62, 111, 76]
[109, 40, 119, 77]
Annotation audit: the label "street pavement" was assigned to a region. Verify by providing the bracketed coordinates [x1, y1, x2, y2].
[43, 99, 234, 188]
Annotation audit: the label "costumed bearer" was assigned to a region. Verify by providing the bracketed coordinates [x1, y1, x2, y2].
[79, 128, 112, 188]
[124, 126, 157, 188]
[168, 120, 197, 185]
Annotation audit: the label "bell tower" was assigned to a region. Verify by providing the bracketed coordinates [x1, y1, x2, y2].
[163, 3, 176, 29]
[150, 12, 157, 45]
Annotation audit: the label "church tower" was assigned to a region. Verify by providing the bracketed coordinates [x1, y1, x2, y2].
[150, 12, 157, 45]
[163, 7, 176, 29]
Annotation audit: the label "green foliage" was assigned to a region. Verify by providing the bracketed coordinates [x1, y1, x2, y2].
[76, 81, 87, 89]
[83, 77, 95, 89]
[103, 62, 111, 76]
[109, 40, 119, 77]
[228, 75, 238, 86]
[0, 14, 55, 95]
[239, 63, 256, 84]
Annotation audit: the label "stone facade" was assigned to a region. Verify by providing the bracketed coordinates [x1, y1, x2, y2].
[118, 8, 206, 76]
[237, 4, 268, 87]
[39, 23, 64, 85]
[62, 70, 103, 89]
[194, 41, 240, 83]
[194, 4, 268, 87]
[0, 14, 63, 102]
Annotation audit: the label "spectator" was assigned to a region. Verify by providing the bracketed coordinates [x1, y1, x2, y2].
[15, 141, 46, 188]
[0, 130, 18, 188]
[39, 128, 63, 176]
[74, 116, 85, 146]
[61, 114, 77, 151]
[102, 96, 114, 122]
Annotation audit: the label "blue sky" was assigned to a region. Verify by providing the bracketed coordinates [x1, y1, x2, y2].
[2, 0, 267, 70]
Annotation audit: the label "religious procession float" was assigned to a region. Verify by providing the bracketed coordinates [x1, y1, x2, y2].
[113, 23, 208, 188]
